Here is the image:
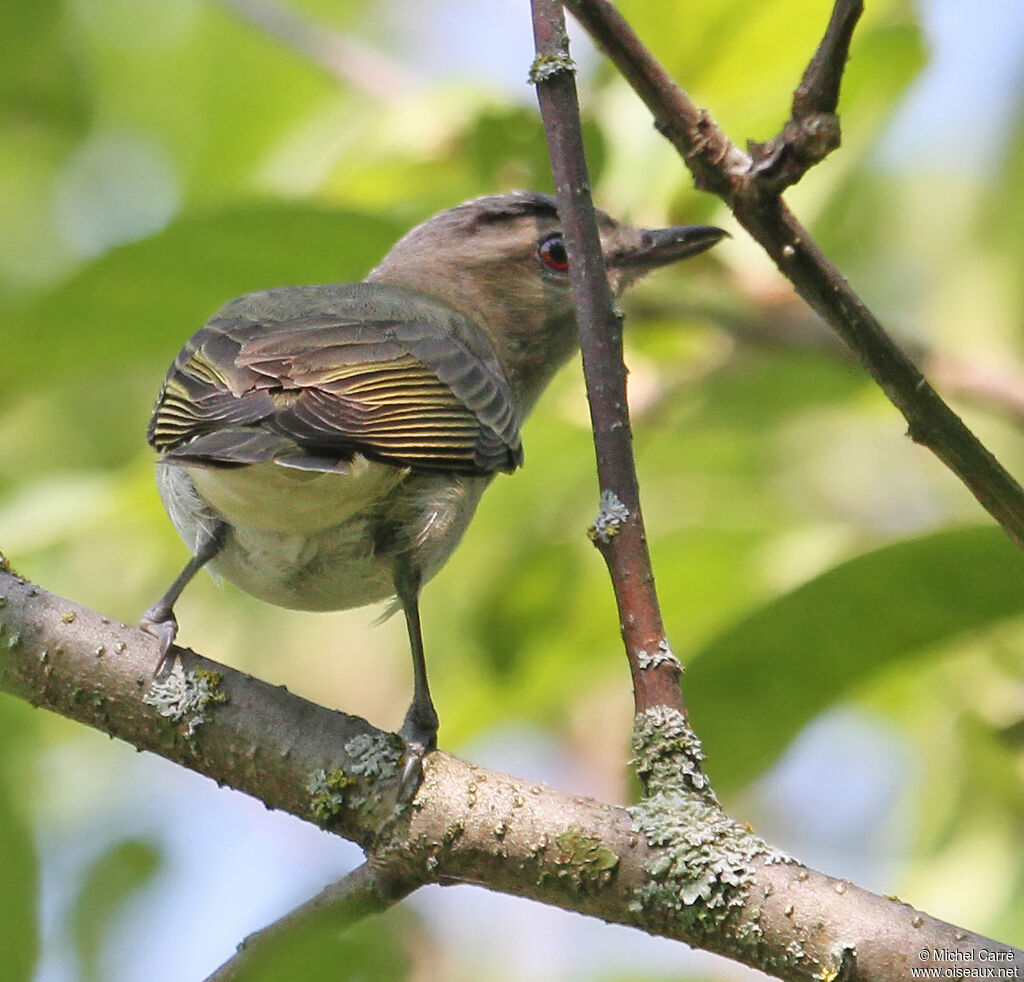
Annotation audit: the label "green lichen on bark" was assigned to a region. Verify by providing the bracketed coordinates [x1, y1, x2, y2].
[630, 790, 767, 938]
[193, 669, 228, 705]
[528, 51, 576, 84]
[306, 732, 402, 827]
[346, 732, 402, 814]
[549, 823, 619, 891]
[628, 708, 792, 951]
[308, 767, 356, 825]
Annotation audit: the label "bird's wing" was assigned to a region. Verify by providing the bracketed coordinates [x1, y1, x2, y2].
[148, 302, 522, 475]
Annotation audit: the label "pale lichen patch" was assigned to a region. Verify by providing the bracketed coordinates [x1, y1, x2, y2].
[143, 665, 228, 738]
[629, 706, 793, 958]
[588, 489, 630, 543]
[632, 707, 713, 800]
[528, 51, 576, 84]
[636, 639, 682, 672]
[306, 732, 403, 826]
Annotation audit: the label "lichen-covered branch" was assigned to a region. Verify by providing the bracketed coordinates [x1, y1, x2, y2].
[1, 570, 1019, 979]
[565, 0, 1024, 551]
[0, 567, 413, 849]
[530, 0, 684, 718]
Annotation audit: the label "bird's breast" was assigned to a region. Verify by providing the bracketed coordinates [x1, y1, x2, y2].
[157, 461, 489, 612]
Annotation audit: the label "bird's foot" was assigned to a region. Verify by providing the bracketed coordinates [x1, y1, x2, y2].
[140, 606, 179, 676]
[398, 707, 438, 801]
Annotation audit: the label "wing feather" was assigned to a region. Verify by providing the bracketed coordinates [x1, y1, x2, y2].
[149, 285, 522, 475]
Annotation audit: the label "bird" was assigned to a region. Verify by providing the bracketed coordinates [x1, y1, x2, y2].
[142, 190, 726, 790]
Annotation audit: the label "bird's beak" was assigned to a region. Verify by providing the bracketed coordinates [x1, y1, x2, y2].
[620, 224, 729, 271]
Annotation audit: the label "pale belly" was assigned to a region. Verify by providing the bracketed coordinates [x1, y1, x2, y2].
[187, 457, 408, 533]
[156, 460, 489, 612]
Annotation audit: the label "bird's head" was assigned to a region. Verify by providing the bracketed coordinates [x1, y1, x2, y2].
[368, 191, 726, 411]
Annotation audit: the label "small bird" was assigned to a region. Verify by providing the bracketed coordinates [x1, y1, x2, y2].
[143, 190, 725, 787]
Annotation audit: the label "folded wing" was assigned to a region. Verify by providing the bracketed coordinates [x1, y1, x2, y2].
[148, 289, 523, 476]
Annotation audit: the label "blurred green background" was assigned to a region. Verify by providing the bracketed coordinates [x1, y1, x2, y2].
[1, 0, 1022, 979]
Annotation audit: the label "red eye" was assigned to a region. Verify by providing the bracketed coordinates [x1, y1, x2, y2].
[538, 234, 569, 272]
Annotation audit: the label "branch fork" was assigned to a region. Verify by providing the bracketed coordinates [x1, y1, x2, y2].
[565, 0, 1024, 550]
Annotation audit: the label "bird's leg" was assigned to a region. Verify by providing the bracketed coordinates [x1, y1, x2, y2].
[394, 565, 438, 798]
[141, 521, 226, 675]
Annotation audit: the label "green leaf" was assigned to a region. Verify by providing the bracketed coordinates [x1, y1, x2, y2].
[70, 838, 163, 982]
[1, 203, 403, 398]
[232, 903, 413, 982]
[70, 0, 342, 203]
[0, 0, 89, 133]
[686, 526, 1024, 792]
[461, 106, 606, 192]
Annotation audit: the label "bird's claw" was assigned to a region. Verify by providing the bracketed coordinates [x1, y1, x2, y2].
[140, 608, 179, 676]
[398, 742, 428, 801]
[398, 712, 438, 802]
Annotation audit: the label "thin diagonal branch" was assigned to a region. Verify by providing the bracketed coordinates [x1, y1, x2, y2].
[565, 0, 1024, 551]
[206, 861, 421, 981]
[529, 0, 684, 717]
[562, 0, 747, 197]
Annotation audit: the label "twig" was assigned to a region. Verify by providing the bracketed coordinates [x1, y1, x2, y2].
[565, 0, 1024, 550]
[749, 0, 862, 192]
[529, 0, 684, 717]
[561, 0, 747, 198]
[205, 862, 420, 981]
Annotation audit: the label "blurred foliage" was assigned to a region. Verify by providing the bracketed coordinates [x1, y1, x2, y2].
[227, 904, 413, 982]
[70, 838, 163, 982]
[0, 0, 1022, 979]
[0, 699, 40, 982]
[688, 526, 1024, 793]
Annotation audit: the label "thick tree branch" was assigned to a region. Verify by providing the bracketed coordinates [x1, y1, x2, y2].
[1, 569, 1020, 978]
[565, 0, 1024, 551]
[530, 0, 684, 717]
